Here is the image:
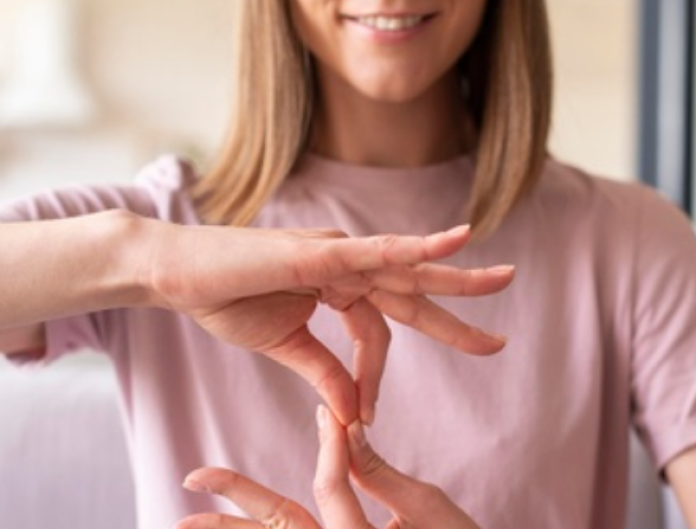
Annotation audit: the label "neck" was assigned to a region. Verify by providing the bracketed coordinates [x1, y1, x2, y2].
[309, 70, 473, 168]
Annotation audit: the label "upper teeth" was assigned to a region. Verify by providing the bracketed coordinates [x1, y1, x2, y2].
[354, 15, 426, 31]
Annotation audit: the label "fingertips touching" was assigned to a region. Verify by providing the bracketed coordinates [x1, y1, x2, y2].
[316, 404, 344, 444]
[347, 420, 368, 452]
[315, 406, 371, 529]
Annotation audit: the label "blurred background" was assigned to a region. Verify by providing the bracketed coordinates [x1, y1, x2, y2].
[0, 0, 640, 201]
[0, 0, 692, 528]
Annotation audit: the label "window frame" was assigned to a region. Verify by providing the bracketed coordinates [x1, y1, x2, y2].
[638, 0, 694, 217]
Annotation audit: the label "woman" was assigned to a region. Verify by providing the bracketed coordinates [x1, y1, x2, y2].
[177, 0, 696, 527]
[1, 1, 695, 529]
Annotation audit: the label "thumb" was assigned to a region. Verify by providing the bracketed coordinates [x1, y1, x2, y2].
[346, 422, 481, 528]
[313, 406, 372, 529]
[346, 421, 426, 514]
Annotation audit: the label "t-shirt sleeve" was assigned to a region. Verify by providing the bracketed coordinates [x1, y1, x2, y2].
[630, 185, 696, 473]
[0, 156, 194, 367]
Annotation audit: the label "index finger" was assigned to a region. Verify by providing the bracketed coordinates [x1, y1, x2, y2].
[183, 467, 321, 529]
[263, 325, 359, 425]
[339, 298, 391, 426]
[312, 225, 471, 280]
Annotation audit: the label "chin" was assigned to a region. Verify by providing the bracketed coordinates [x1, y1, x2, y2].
[352, 78, 431, 105]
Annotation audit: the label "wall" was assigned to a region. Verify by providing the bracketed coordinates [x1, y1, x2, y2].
[547, 0, 637, 181]
[0, 0, 234, 201]
[0, 0, 637, 202]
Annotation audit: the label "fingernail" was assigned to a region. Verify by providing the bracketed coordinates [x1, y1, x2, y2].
[487, 265, 515, 275]
[348, 420, 367, 449]
[447, 224, 471, 236]
[361, 406, 375, 427]
[492, 333, 508, 345]
[316, 405, 328, 431]
[183, 478, 210, 494]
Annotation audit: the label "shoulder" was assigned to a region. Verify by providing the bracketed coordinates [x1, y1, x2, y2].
[132, 155, 200, 224]
[0, 155, 200, 225]
[524, 158, 692, 240]
[532, 159, 647, 216]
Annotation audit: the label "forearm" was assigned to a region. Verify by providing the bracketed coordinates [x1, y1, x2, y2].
[0, 210, 159, 330]
[666, 446, 696, 528]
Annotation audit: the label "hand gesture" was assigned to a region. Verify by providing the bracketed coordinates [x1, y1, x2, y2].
[177, 405, 483, 529]
[151, 223, 513, 424]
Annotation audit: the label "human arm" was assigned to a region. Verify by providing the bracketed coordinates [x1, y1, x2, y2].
[177, 405, 483, 529]
[0, 211, 513, 424]
[665, 446, 696, 528]
[0, 211, 154, 333]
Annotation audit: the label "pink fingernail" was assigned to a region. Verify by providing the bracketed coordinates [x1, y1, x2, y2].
[361, 406, 375, 426]
[447, 225, 471, 237]
[492, 333, 508, 345]
[183, 478, 210, 494]
[348, 420, 367, 448]
[487, 265, 515, 274]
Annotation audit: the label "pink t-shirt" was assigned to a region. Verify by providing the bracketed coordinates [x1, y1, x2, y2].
[2, 155, 696, 529]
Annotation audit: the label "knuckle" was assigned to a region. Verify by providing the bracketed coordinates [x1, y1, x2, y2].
[314, 363, 348, 393]
[263, 498, 296, 529]
[400, 298, 424, 327]
[319, 228, 349, 239]
[313, 475, 339, 504]
[320, 286, 359, 311]
[375, 233, 400, 251]
[356, 450, 389, 481]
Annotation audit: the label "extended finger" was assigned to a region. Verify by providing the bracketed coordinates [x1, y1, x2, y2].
[264, 326, 358, 425]
[363, 263, 515, 297]
[176, 512, 260, 529]
[183, 468, 321, 529]
[339, 298, 391, 425]
[308, 225, 472, 281]
[367, 291, 506, 355]
[198, 292, 359, 425]
[314, 406, 376, 529]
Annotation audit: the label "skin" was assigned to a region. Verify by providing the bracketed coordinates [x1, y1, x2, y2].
[0, 216, 512, 426]
[290, 0, 487, 167]
[666, 448, 696, 528]
[177, 406, 483, 529]
[176, 0, 696, 526]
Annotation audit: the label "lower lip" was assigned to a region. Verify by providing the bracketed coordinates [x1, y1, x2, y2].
[343, 16, 435, 43]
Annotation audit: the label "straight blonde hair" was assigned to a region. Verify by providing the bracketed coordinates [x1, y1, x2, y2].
[193, 0, 553, 238]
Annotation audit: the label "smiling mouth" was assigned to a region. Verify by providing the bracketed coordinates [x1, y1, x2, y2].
[344, 13, 437, 32]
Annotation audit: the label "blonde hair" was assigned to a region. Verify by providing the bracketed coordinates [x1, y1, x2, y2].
[193, 0, 553, 238]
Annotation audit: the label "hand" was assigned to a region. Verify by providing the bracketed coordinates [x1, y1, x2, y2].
[177, 405, 483, 529]
[150, 223, 513, 424]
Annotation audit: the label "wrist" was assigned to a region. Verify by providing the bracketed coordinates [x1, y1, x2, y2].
[96, 209, 168, 310]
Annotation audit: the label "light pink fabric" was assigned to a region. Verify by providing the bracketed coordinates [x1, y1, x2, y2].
[1, 155, 695, 529]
